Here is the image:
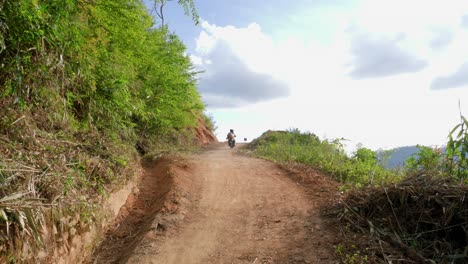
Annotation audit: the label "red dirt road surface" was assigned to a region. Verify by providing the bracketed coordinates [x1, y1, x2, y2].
[89, 143, 340, 264]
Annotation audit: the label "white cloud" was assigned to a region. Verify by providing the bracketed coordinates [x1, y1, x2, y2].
[189, 55, 203, 65]
[193, 1, 468, 151]
[432, 63, 468, 90]
[430, 28, 454, 50]
[348, 33, 428, 78]
[462, 14, 468, 29]
[194, 21, 290, 108]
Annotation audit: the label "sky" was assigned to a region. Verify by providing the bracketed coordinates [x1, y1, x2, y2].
[145, 0, 468, 152]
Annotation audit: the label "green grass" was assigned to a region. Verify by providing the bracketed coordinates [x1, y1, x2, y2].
[249, 129, 402, 187]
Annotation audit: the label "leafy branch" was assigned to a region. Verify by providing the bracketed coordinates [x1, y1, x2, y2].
[445, 105, 468, 180]
[152, 0, 199, 26]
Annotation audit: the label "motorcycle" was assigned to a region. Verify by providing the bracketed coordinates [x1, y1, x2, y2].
[228, 139, 236, 148]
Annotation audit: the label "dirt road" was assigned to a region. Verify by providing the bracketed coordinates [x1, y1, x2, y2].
[89, 143, 338, 263]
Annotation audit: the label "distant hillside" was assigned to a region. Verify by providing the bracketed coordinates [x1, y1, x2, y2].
[382, 146, 421, 168]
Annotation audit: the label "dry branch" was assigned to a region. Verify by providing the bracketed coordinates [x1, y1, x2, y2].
[328, 173, 468, 263]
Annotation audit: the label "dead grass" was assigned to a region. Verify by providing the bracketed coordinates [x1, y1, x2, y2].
[327, 173, 468, 263]
[0, 111, 136, 262]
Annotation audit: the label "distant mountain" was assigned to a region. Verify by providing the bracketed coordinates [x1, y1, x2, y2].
[380, 146, 421, 169]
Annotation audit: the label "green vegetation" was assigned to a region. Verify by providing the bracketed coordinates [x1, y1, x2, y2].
[250, 113, 468, 187]
[405, 145, 444, 176]
[201, 112, 217, 133]
[0, 0, 204, 140]
[335, 243, 369, 264]
[153, 0, 199, 25]
[445, 114, 468, 180]
[249, 129, 401, 187]
[0, 0, 209, 261]
[405, 114, 468, 181]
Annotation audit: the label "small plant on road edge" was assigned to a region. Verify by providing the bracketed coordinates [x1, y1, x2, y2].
[335, 244, 369, 264]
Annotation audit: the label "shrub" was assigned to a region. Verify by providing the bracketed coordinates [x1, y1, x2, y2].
[249, 129, 401, 187]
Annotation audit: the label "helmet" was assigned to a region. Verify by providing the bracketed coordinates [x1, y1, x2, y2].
[230, 129, 234, 133]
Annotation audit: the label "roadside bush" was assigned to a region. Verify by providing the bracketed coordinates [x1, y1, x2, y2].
[330, 114, 468, 263]
[249, 129, 401, 187]
[405, 114, 468, 181]
[405, 145, 444, 176]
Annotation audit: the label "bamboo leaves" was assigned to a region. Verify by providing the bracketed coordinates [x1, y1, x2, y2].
[153, 0, 199, 26]
[446, 113, 468, 180]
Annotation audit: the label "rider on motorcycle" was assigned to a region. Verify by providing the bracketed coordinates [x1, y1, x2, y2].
[226, 129, 236, 146]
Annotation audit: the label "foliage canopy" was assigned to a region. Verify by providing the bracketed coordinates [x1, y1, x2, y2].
[0, 0, 204, 137]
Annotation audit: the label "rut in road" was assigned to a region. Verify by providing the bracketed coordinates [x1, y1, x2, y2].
[89, 144, 338, 264]
[86, 157, 180, 264]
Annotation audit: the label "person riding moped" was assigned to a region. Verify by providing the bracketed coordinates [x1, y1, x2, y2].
[226, 129, 236, 148]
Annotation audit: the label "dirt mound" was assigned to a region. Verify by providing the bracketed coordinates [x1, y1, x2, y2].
[329, 174, 468, 263]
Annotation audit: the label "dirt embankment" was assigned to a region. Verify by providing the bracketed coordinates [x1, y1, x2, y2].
[194, 116, 218, 145]
[87, 144, 342, 263]
[85, 156, 196, 263]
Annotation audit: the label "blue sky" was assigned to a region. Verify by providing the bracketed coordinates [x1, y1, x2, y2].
[145, 0, 468, 151]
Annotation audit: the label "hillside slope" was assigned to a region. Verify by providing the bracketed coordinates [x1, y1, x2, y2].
[0, 1, 215, 262]
[194, 116, 218, 145]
